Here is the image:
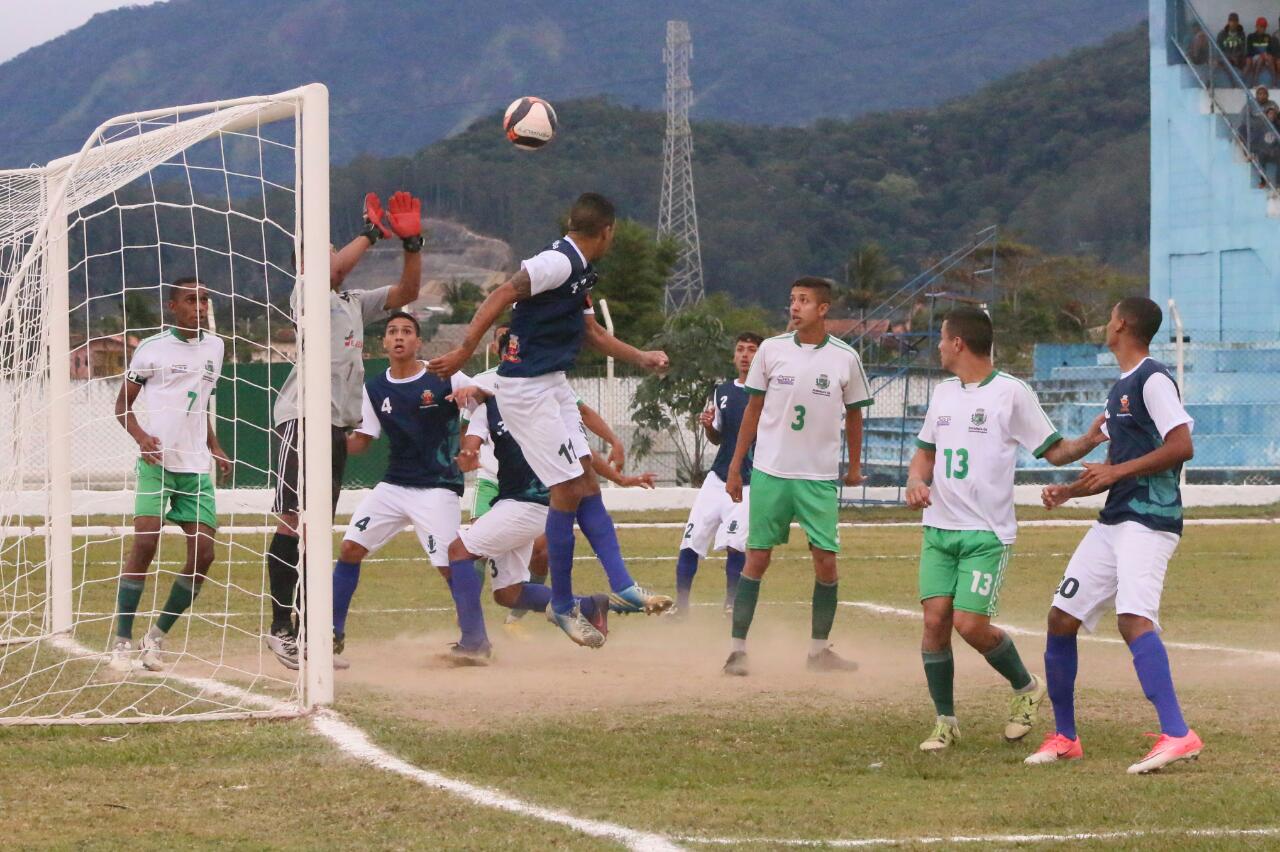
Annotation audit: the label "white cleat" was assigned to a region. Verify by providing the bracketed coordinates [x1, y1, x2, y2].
[138, 632, 165, 672]
[109, 638, 137, 673]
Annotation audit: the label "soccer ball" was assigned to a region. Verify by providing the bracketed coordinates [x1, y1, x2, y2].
[503, 97, 558, 150]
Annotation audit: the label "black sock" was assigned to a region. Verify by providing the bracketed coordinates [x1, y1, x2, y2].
[266, 533, 300, 634]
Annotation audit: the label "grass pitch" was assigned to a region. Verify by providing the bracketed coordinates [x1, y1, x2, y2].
[2, 509, 1278, 849]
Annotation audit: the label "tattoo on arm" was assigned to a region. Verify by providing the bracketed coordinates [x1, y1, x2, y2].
[511, 268, 532, 301]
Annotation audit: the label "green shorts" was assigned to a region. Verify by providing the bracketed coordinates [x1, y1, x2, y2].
[746, 470, 839, 553]
[134, 460, 218, 530]
[918, 526, 1011, 616]
[471, 478, 499, 520]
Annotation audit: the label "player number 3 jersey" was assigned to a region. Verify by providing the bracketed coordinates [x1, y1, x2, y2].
[915, 371, 1061, 544]
[744, 332, 873, 480]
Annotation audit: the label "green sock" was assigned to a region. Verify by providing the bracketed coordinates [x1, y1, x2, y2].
[983, 632, 1033, 691]
[730, 575, 761, 640]
[811, 579, 838, 641]
[155, 576, 201, 634]
[922, 648, 956, 717]
[115, 578, 146, 640]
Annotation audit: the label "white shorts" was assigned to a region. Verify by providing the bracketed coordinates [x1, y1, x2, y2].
[459, 498, 548, 590]
[1050, 521, 1180, 633]
[343, 482, 461, 568]
[495, 372, 591, 488]
[681, 471, 750, 556]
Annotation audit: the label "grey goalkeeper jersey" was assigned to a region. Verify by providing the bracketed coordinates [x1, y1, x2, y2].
[272, 284, 392, 428]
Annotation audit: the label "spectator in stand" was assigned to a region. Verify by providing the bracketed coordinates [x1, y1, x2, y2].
[1255, 86, 1274, 110]
[1245, 17, 1276, 85]
[1187, 22, 1211, 64]
[1218, 13, 1249, 77]
[1257, 103, 1280, 186]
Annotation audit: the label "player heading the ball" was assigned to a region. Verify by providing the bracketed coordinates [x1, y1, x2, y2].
[429, 193, 673, 648]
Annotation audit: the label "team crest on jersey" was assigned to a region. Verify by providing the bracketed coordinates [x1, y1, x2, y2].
[420, 389, 436, 408]
[501, 334, 521, 363]
[1119, 394, 1130, 415]
[968, 408, 988, 434]
[816, 374, 830, 390]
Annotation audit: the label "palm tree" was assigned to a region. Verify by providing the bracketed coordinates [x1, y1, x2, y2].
[843, 241, 900, 356]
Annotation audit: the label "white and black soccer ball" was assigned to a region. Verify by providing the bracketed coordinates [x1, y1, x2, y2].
[503, 96, 558, 150]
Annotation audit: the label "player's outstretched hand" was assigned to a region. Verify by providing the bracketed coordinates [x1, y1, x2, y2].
[212, 449, 233, 483]
[428, 347, 471, 378]
[1086, 412, 1109, 446]
[843, 467, 865, 488]
[447, 384, 489, 411]
[608, 441, 625, 473]
[640, 350, 669, 375]
[363, 192, 393, 239]
[136, 433, 162, 466]
[1078, 461, 1120, 492]
[1041, 483, 1071, 510]
[386, 191, 423, 239]
[621, 472, 657, 489]
[905, 480, 931, 509]
[725, 467, 744, 503]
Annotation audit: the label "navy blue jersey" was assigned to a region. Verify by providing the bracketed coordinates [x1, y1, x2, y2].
[709, 380, 754, 484]
[497, 238, 597, 378]
[1097, 359, 1185, 535]
[482, 397, 550, 506]
[361, 367, 464, 494]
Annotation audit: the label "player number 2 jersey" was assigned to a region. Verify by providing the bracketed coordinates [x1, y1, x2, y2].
[915, 371, 1061, 544]
[744, 333, 873, 480]
[125, 329, 224, 474]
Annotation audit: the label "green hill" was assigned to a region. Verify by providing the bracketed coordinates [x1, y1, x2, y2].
[331, 26, 1150, 305]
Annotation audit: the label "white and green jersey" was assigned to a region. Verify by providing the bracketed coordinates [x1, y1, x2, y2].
[744, 332, 873, 481]
[915, 370, 1061, 544]
[125, 328, 225, 474]
[468, 367, 500, 483]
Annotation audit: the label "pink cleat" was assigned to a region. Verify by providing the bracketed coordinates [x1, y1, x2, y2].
[1024, 731, 1084, 765]
[1127, 730, 1203, 775]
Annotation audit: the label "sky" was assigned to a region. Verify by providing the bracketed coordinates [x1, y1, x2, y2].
[0, 0, 167, 64]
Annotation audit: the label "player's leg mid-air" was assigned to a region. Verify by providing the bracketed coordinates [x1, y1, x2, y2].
[673, 332, 761, 618]
[721, 278, 872, 676]
[264, 191, 424, 670]
[429, 193, 672, 648]
[905, 308, 1106, 752]
[1026, 298, 1202, 774]
[110, 280, 230, 672]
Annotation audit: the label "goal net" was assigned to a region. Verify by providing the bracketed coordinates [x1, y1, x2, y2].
[0, 85, 335, 724]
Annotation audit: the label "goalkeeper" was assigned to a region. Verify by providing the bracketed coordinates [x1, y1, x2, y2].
[110, 279, 231, 672]
[264, 190, 425, 670]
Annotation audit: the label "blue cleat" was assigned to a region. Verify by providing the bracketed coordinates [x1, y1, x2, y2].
[608, 584, 674, 615]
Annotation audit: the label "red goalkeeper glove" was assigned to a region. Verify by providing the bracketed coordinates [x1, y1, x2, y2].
[386, 191, 423, 245]
[362, 192, 393, 242]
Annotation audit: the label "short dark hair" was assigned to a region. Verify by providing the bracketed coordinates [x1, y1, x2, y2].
[1115, 296, 1162, 345]
[166, 276, 202, 302]
[384, 310, 420, 336]
[567, 193, 615, 236]
[942, 307, 994, 357]
[790, 276, 835, 305]
[736, 331, 764, 347]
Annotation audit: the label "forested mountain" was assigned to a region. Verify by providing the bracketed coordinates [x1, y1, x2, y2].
[331, 26, 1151, 306]
[0, 0, 1146, 168]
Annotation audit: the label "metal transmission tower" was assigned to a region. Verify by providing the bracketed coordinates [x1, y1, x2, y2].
[659, 20, 705, 312]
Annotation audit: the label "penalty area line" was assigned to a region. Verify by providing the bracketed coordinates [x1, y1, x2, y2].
[675, 826, 1280, 848]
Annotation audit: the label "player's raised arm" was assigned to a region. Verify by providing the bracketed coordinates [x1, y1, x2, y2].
[1076, 423, 1193, 494]
[330, 192, 392, 288]
[583, 315, 668, 373]
[700, 395, 723, 446]
[427, 271, 525, 377]
[1041, 413, 1109, 467]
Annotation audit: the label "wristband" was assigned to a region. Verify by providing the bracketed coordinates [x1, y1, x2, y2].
[402, 235, 425, 253]
[359, 220, 381, 245]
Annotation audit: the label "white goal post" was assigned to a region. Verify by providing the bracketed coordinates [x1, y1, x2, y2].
[0, 84, 334, 723]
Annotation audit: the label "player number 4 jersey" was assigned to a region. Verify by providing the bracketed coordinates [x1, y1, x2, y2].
[916, 371, 1061, 544]
[744, 332, 873, 481]
[125, 329, 224, 474]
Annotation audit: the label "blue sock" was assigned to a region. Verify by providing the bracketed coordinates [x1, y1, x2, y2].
[1129, 631, 1189, 737]
[725, 549, 745, 605]
[675, 548, 699, 610]
[332, 560, 360, 636]
[1044, 633, 1079, 740]
[447, 558, 489, 650]
[576, 493, 634, 592]
[545, 508, 577, 615]
[512, 582, 552, 612]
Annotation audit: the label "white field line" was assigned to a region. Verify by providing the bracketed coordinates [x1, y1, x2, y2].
[4, 517, 1275, 537]
[676, 827, 1280, 848]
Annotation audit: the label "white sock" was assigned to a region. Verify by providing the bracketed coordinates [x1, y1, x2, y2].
[939, 715, 959, 726]
[809, 639, 829, 656]
[731, 638, 747, 653]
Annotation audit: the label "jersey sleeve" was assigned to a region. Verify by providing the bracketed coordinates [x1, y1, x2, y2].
[1142, 372, 1195, 438]
[465, 410, 491, 442]
[711, 389, 723, 431]
[1009, 381, 1062, 458]
[449, 371, 481, 415]
[355, 387, 381, 438]
[915, 394, 937, 450]
[843, 351, 873, 408]
[124, 344, 156, 385]
[520, 250, 574, 296]
[744, 345, 769, 395]
[357, 286, 393, 325]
